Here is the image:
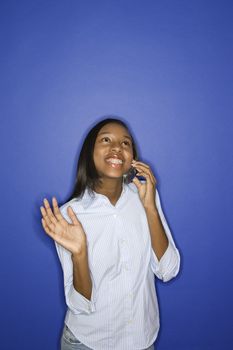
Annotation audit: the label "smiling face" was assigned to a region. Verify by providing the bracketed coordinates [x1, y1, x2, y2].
[93, 122, 134, 181]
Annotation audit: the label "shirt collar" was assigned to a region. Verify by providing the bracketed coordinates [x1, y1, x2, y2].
[81, 182, 128, 210]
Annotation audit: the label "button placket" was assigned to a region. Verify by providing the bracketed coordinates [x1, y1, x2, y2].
[115, 213, 134, 327]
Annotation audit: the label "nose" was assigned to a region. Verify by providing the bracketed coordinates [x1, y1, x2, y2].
[111, 141, 122, 152]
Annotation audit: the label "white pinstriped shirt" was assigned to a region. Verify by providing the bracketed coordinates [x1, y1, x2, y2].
[56, 182, 180, 350]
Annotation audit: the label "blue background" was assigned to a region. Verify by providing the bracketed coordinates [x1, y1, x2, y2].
[1, 1, 233, 349]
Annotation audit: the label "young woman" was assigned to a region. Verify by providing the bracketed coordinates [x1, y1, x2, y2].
[40, 118, 180, 350]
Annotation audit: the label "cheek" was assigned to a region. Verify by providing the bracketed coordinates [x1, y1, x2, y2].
[123, 152, 134, 171]
[125, 150, 134, 162]
[93, 149, 99, 167]
[93, 147, 105, 168]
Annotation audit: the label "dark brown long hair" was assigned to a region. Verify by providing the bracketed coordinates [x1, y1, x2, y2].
[67, 117, 138, 201]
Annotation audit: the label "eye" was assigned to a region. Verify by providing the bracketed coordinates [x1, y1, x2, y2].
[122, 140, 131, 146]
[101, 137, 110, 143]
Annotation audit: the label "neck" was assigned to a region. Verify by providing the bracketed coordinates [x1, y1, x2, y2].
[94, 178, 123, 205]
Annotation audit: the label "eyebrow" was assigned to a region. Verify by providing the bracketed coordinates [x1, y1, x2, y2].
[98, 132, 132, 140]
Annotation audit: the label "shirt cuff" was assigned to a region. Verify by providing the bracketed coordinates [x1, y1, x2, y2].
[68, 284, 96, 315]
[150, 241, 180, 282]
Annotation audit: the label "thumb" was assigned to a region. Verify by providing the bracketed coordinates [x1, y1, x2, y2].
[67, 206, 80, 225]
[132, 176, 142, 189]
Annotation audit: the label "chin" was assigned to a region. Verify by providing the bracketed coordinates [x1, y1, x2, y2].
[101, 171, 124, 180]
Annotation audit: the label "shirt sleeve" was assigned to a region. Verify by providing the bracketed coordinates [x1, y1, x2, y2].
[54, 204, 96, 315]
[150, 189, 180, 282]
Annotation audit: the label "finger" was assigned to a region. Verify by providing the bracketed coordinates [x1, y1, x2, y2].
[40, 206, 56, 231]
[133, 161, 157, 183]
[132, 164, 156, 185]
[41, 218, 55, 238]
[41, 218, 63, 246]
[137, 170, 152, 184]
[132, 162, 152, 174]
[40, 205, 52, 225]
[43, 198, 57, 225]
[132, 176, 143, 189]
[132, 160, 150, 169]
[52, 197, 66, 223]
[137, 165, 156, 185]
[67, 206, 80, 226]
[140, 170, 156, 186]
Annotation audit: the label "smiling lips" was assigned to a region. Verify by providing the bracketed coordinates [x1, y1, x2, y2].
[105, 157, 123, 168]
[106, 158, 123, 164]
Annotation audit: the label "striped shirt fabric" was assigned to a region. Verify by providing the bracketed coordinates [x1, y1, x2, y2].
[55, 182, 180, 350]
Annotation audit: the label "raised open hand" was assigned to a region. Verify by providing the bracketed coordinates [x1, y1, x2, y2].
[40, 197, 87, 255]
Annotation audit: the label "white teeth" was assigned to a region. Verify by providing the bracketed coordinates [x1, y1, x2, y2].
[106, 158, 123, 164]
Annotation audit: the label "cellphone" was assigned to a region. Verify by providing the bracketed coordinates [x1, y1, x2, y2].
[127, 167, 146, 182]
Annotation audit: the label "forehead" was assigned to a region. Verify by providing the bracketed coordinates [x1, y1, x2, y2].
[97, 122, 131, 137]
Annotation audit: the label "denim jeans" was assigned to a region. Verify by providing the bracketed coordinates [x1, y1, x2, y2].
[60, 325, 154, 350]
